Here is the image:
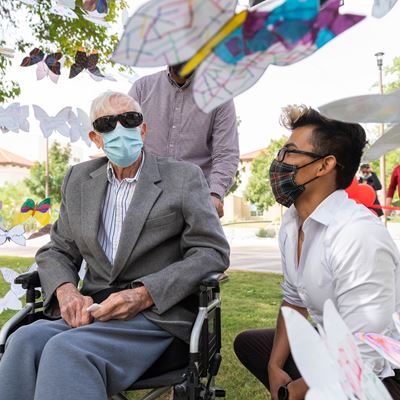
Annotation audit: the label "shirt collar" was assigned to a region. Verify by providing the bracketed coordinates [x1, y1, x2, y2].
[106, 152, 145, 184]
[285, 190, 348, 228]
[166, 67, 193, 90]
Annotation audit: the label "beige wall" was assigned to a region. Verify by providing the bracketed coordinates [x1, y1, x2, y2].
[0, 165, 31, 186]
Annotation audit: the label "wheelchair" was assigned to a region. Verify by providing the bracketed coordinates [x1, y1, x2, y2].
[0, 270, 228, 400]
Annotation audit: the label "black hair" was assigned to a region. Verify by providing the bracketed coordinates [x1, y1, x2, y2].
[281, 106, 367, 189]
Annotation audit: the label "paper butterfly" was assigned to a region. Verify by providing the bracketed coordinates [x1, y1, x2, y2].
[356, 312, 400, 370]
[319, 89, 400, 124]
[16, 198, 51, 227]
[33, 105, 72, 138]
[82, 0, 110, 27]
[282, 299, 392, 399]
[363, 123, 400, 162]
[112, 0, 364, 112]
[27, 224, 52, 240]
[0, 47, 15, 58]
[0, 263, 38, 314]
[50, 0, 78, 20]
[372, 0, 398, 18]
[21, 48, 64, 83]
[69, 48, 109, 80]
[19, 0, 38, 5]
[0, 103, 30, 133]
[68, 108, 92, 146]
[0, 225, 26, 246]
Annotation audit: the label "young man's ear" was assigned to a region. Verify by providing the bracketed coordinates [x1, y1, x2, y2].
[317, 156, 337, 176]
[89, 131, 103, 149]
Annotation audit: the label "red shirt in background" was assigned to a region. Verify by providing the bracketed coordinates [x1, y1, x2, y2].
[387, 165, 400, 198]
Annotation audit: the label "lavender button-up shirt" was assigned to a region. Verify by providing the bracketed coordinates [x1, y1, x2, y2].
[129, 69, 239, 198]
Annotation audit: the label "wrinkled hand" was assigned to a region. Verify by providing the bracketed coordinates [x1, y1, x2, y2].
[287, 378, 308, 400]
[90, 287, 153, 322]
[268, 364, 292, 400]
[56, 282, 94, 328]
[211, 196, 224, 218]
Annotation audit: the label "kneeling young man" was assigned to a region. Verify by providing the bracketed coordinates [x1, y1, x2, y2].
[235, 105, 400, 399]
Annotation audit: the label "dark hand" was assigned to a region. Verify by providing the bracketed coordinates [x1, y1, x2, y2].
[56, 282, 94, 328]
[287, 378, 308, 400]
[90, 287, 153, 322]
[268, 364, 292, 400]
[211, 196, 224, 218]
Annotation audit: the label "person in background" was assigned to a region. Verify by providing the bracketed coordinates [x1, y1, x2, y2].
[129, 64, 240, 218]
[358, 163, 383, 217]
[234, 105, 400, 400]
[386, 164, 400, 217]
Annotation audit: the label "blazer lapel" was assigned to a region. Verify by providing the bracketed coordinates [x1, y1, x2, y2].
[81, 160, 112, 270]
[110, 153, 162, 283]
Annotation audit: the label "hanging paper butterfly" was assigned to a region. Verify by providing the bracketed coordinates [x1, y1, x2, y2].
[21, 48, 64, 83]
[0, 47, 15, 58]
[0, 225, 26, 246]
[33, 105, 73, 139]
[69, 48, 106, 80]
[113, 0, 364, 113]
[0, 263, 39, 314]
[68, 108, 92, 146]
[82, 0, 110, 27]
[0, 103, 30, 133]
[50, 0, 78, 19]
[373, 0, 398, 18]
[16, 198, 51, 227]
[282, 299, 392, 399]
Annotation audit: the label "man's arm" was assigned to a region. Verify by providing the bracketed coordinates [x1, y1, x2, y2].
[209, 100, 239, 198]
[386, 167, 398, 215]
[131, 164, 230, 315]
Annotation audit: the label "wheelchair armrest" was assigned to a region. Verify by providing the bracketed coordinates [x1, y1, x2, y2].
[14, 271, 41, 289]
[200, 272, 229, 289]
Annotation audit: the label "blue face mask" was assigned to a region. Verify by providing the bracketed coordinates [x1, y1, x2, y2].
[101, 124, 143, 167]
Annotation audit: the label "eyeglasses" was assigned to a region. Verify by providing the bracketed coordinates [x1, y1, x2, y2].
[276, 147, 326, 162]
[92, 112, 143, 133]
[276, 146, 344, 168]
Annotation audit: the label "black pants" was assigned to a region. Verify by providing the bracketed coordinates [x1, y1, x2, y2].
[234, 328, 400, 399]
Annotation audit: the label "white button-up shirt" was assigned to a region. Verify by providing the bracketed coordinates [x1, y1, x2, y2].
[280, 190, 400, 377]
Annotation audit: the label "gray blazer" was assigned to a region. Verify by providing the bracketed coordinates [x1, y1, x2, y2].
[36, 152, 230, 342]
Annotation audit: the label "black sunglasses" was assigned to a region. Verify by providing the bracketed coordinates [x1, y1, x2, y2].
[92, 112, 143, 133]
[277, 147, 344, 168]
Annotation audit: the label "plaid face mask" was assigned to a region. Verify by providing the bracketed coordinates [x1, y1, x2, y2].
[269, 158, 322, 208]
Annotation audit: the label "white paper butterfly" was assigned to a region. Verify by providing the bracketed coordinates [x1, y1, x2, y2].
[282, 299, 392, 399]
[0, 225, 26, 246]
[67, 108, 92, 146]
[0, 47, 15, 58]
[372, 0, 398, 18]
[0, 263, 38, 313]
[0, 103, 30, 133]
[50, 0, 78, 19]
[33, 105, 73, 139]
[36, 56, 65, 84]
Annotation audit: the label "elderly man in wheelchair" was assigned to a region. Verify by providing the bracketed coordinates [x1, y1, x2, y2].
[0, 91, 229, 400]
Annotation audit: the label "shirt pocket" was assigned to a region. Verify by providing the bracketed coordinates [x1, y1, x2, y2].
[144, 211, 177, 230]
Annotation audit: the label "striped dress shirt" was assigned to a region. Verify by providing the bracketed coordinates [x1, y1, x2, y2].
[97, 154, 145, 264]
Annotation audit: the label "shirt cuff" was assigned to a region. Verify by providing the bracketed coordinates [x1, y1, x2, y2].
[209, 184, 226, 199]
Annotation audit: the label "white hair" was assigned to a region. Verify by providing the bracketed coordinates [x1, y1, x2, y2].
[90, 91, 142, 125]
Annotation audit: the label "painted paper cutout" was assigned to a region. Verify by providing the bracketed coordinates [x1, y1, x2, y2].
[0, 263, 38, 313]
[363, 123, 400, 161]
[0, 103, 29, 133]
[319, 89, 400, 124]
[16, 198, 51, 227]
[82, 0, 110, 27]
[50, 0, 78, 19]
[372, 0, 398, 18]
[33, 104, 72, 138]
[282, 299, 392, 399]
[69, 49, 106, 80]
[0, 225, 26, 246]
[68, 108, 92, 145]
[113, 0, 364, 112]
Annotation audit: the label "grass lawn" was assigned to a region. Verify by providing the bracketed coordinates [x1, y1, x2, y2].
[0, 256, 283, 400]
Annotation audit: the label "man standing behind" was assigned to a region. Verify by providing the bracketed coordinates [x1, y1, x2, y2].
[129, 64, 239, 218]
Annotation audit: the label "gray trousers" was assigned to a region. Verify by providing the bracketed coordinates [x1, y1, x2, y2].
[0, 313, 173, 400]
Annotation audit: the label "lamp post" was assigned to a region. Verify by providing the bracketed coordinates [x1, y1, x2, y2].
[375, 52, 386, 225]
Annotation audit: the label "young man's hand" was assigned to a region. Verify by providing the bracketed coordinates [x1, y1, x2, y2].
[268, 364, 292, 400]
[287, 378, 308, 400]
